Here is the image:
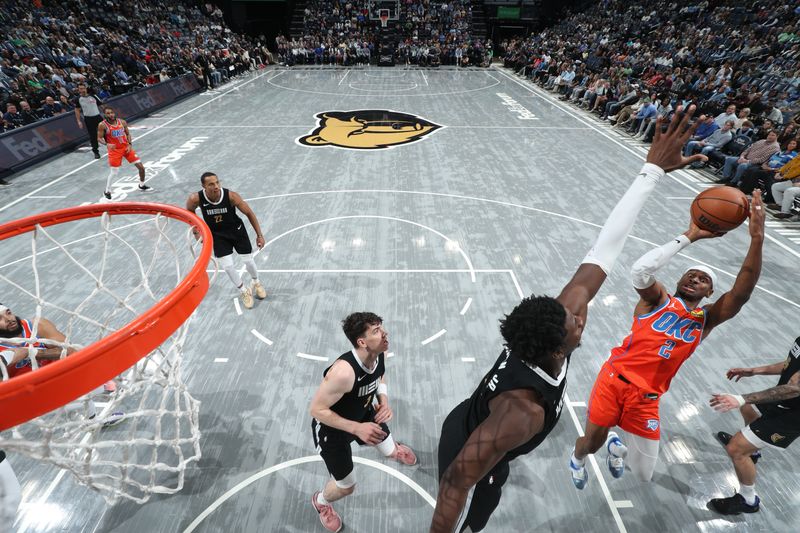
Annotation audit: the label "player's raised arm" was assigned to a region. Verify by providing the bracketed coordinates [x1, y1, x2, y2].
[629, 221, 721, 310]
[557, 106, 706, 317]
[431, 390, 545, 533]
[703, 191, 764, 336]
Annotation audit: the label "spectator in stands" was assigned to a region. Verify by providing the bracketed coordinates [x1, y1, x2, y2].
[631, 97, 658, 139]
[636, 95, 675, 142]
[719, 131, 781, 185]
[734, 108, 752, 129]
[17, 101, 38, 125]
[756, 119, 776, 140]
[685, 119, 735, 164]
[0, 0, 265, 134]
[770, 156, 800, 219]
[38, 97, 64, 118]
[734, 120, 756, 139]
[715, 104, 738, 128]
[765, 103, 785, 126]
[778, 123, 799, 145]
[605, 85, 639, 121]
[2, 104, 24, 130]
[737, 139, 798, 198]
[691, 115, 720, 141]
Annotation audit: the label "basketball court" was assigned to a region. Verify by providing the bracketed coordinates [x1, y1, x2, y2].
[2, 66, 800, 533]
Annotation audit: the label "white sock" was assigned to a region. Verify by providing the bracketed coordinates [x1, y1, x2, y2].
[316, 492, 329, 506]
[571, 450, 585, 467]
[739, 483, 757, 505]
[376, 434, 396, 456]
[105, 167, 120, 193]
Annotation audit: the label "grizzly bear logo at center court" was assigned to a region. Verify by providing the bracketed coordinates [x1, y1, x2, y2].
[297, 110, 441, 150]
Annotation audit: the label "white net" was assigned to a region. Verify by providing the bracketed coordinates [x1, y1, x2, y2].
[0, 208, 209, 504]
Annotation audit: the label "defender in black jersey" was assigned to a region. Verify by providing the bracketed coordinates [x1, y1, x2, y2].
[708, 335, 800, 515]
[186, 172, 266, 309]
[309, 312, 417, 532]
[430, 105, 708, 533]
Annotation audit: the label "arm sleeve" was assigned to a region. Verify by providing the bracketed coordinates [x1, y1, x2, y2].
[630, 235, 691, 289]
[582, 163, 665, 274]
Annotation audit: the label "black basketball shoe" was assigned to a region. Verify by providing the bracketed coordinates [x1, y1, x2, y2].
[709, 493, 760, 515]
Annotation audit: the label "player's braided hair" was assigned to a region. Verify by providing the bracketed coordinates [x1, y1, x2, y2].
[342, 312, 384, 348]
[499, 295, 566, 365]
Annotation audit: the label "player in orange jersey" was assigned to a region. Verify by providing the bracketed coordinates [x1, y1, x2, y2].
[97, 106, 152, 200]
[569, 191, 765, 488]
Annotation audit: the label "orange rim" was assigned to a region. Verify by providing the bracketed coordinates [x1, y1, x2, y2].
[0, 202, 213, 432]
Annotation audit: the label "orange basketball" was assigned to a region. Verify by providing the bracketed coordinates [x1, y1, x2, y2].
[690, 187, 749, 233]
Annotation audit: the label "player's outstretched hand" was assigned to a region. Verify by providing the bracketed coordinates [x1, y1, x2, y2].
[726, 367, 755, 382]
[647, 105, 707, 172]
[748, 189, 765, 240]
[373, 402, 393, 424]
[355, 422, 387, 445]
[709, 393, 744, 413]
[685, 219, 725, 241]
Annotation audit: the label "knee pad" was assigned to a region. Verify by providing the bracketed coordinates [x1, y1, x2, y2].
[217, 254, 235, 269]
[334, 472, 356, 490]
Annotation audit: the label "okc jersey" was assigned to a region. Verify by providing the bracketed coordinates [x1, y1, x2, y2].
[103, 119, 129, 148]
[0, 318, 52, 378]
[608, 295, 706, 394]
[463, 348, 567, 461]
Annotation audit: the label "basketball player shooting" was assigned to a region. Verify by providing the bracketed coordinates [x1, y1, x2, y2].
[97, 106, 152, 200]
[430, 107, 708, 533]
[569, 191, 764, 489]
[186, 172, 266, 309]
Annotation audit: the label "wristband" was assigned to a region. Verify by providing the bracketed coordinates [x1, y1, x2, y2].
[639, 162, 666, 182]
[0, 349, 14, 366]
[732, 394, 746, 407]
[377, 383, 388, 396]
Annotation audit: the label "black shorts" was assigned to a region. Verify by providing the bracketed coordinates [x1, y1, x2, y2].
[311, 409, 390, 482]
[212, 227, 252, 257]
[745, 403, 800, 450]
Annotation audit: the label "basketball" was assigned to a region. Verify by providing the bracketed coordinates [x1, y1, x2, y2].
[690, 187, 750, 233]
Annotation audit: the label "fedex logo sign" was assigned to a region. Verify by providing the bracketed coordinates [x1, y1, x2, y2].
[651, 312, 701, 343]
[2, 127, 71, 161]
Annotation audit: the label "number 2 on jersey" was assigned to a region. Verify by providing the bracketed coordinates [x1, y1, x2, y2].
[214, 214, 223, 223]
[658, 340, 676, 359]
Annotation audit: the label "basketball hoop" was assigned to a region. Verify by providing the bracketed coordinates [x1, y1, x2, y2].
[0, 202, 213, 503]
[379, 8, 389, 28]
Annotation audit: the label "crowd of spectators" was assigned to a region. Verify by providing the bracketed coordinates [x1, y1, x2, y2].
[0, 0, 272, 134]
[503, 0, 800, 219]
[280, 0, 490, 67]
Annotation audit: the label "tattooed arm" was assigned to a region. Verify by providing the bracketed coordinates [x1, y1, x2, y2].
[710, 370, 800, 412]
[430, 389, 544, 533]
